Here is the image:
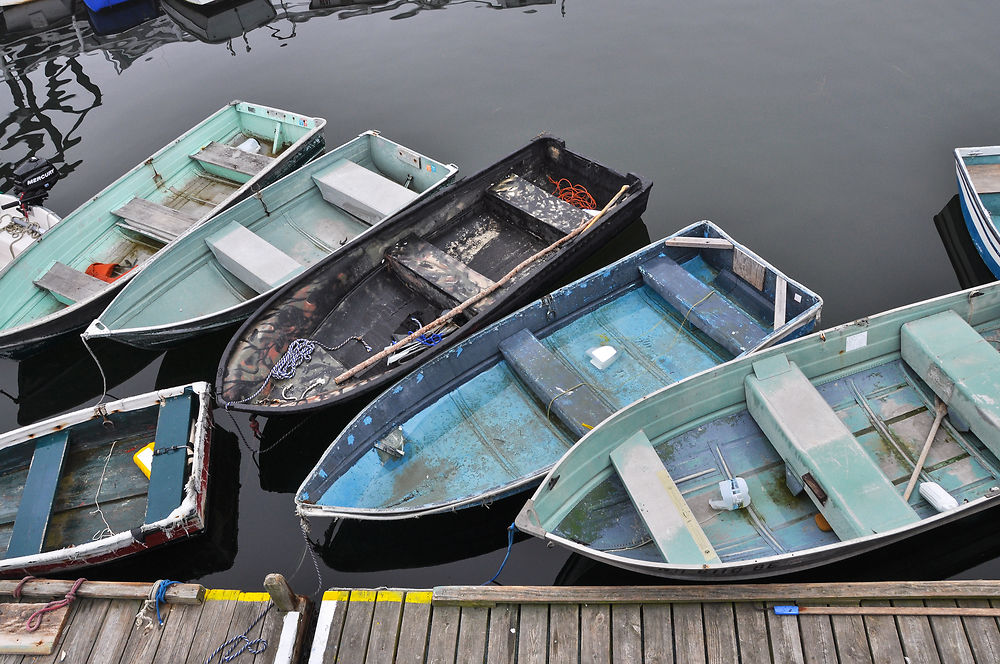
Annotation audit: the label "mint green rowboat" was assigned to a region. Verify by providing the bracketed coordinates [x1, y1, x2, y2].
[517, 282, 1000, 580]
[0, 100, 325, 358]
[83, 131, 457, 349]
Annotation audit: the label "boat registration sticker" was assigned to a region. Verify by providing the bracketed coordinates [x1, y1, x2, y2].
[846, 331, 868, 352]
[732, 248, 766, 291]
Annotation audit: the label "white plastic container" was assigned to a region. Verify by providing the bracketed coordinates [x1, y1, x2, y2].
[710, 477, 751, 510]
[237, 137, 261, 154]
[585, 345, 618, 370]
[919, 482, 958, 512]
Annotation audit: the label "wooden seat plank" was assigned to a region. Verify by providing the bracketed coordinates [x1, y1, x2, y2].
[191, 141, 273, 179]
[144, 391, 194, 524]
[498, 328, 612, 438]
[113, 197, 199, 243]
[490, 174, 590, 241]
[608, 430, 720, 565]
[5, 430, 70, 559]
[386, 236, 496, 313]
[966, 163, 1000, 195]
[33, 262, 107, 306]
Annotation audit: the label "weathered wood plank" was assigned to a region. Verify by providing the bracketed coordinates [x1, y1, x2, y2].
[733, 603, 770, 664]
[516, 604, 547, 664]
[425, 604, 460, 664]
[151, 595, 204, 664]
[798, 612, 837, 664]
[0, 603, 69, 655]
[432, 581, 1000, 605]
[672, 603, 705, 664]
[891, 600, 940, 664]
[34, 598, 109, 664]
[183, 591, 241, 664]
[547, 604, 578, 664]
[957, 598, 1000, 663]
[828, 603, 873, 664]
[640, 604, 673, 664]
[338, 590, 378, 664]
[967, 163, 1000, 194]
[925, 599, 974, 664]
[254, 596, 299, 664]
[579, 604, 610, 664]
[365, 591, 404, 664]
[192, 141, 274, 177]
[118, 600, 190, 664]
[5, 430, 69, 560]
[663, 237, 734, 249]
[861, 600, 904, 663]
[395, 592, 432, 664]
[225, 596, 273, 664]
[765, 608, 805, 664]
[311, 590, 350, 664]
[88, 599, 143, 664]
[455, 606, 488, 664]
[114, 197, 198, 242]
[611, 604, 642, 663]
[484, 604, 517, 664]
[33, 262, 106, 305]
[703, 603, 738, 664]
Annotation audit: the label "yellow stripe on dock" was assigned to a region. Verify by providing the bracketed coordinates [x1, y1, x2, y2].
[376, 590, 403, 602]
[405, 592, 432, 604]
[323, 590, 350, 602]
[237, 592, 271, 602]
[350, 590, 377, 602]
[205, 589, 241, 601]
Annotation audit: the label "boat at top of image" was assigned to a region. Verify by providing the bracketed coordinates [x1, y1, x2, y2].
[160, 0, 276, 44]
[0, 382, 212, 577]
[0, 100, 325, 358]
[294, 220, 823, 521]
[215, 134, 652, 415]
[515, 282, 1000, 581]
[83, 130, 457, 349]
[954, 145, 1000, 278]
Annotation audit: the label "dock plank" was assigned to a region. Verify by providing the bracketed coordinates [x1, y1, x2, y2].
[733, 603, 770, 664]
[485, 604, 518, 664]
[861, 600, 904, 663]
[892, 600, 940, 664]
[151, 596, 203, 664]
[339, 591, 378, 664]
[35, 598, 109, 664]
[827, 603, 872, 664]
[671, 603, 705, 664]
[957, 599, 1000, 662]
[366, 591, 404, 664]
[118, 602, 187, 664]
[798, 612, 837, 664]
[612, 604, 642, 663]
[89, 599, 142, 664]
[516, 604, 547, 664]
[640, 604, 673, 664]
[184, 591, 241, 664]
[925, 599, 975, 663]
[224, 596, 272, 663]
[252, 599, 288, 664]
[425, 604, 460, 664]
[395, 592, 432, 664]
[547, 604, 578, 664]
[703, 603, 738, 663]
[579, 604, 610, 664]
[455, 606, 489, 664]
[765, 608, 804, 664]
[310, 590, 350, 664]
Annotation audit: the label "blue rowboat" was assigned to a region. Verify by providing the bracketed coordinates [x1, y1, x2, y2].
[83, 131, 457, 349]
[955, 146, 1000, 277]
[294, 220, 822, 521]
[0, 100, 325, 358]
[516, 282, 1000, 580]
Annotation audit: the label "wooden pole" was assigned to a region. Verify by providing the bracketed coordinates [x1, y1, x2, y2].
[902, 398, 947, 501]
[0, 579, 204, 604]
[264, 573, 297, 612]
[333, 184, 630, 385]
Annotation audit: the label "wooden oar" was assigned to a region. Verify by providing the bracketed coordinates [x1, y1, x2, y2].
[333, 184, 631, 385]
[902, 398, 947, 502]
[774, 605, 1000, 617]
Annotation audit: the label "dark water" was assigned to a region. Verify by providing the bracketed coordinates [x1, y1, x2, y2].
[3, 0, 1000, 593]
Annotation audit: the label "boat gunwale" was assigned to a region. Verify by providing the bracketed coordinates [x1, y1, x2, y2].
[954, 147, 1000, 275]
[294, 220, 824, 520]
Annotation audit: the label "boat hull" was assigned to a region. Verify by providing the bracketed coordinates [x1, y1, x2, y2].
[954, 147, 1000, 277]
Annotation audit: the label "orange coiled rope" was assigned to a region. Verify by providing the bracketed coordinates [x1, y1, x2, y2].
[548, 176, 596, 209]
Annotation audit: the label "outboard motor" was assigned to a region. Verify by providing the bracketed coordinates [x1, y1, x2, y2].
[4, 156, 59, 215]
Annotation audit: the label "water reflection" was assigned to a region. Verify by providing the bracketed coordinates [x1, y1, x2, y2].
[934, 195, 996, 290]
[161, 0, 275, 47]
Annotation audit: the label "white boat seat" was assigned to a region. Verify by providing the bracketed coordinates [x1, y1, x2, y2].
[966, 163, 1000, 195]
[113, 197, 200, 243]
[205, 221, 304, 294]
[33, 261, 107, 305]
[901, 309, 1000, 459]
[5, 430, 69, 559]
[312, 159, 418, 225]
[609, 430, 720, 565]
[385, 236, 496, 313]
[498, 328, 612, 438]
[489, 174, 591, 242]
[190, 141, 274, 183]
[745, 353, 919, 541]
[640, 255, 769, 357]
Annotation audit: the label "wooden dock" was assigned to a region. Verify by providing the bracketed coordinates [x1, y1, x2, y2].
[0, 576, 309, 663]
[309, 581, 1000, 663]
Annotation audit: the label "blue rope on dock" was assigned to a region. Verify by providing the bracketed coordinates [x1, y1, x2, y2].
[482, 523, 517, 586]
[155, 580, 180, 625]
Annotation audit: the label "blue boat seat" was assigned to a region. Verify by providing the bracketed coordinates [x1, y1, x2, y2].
[190, 141, 274, 183]
[33, 261, 107, 306]
[145, 390, 195, 525]
[386, 236, 496, 313]
[498, 328, 612, 438]
[639, 256, 768, 357]
[312, 159, 419, 225]
[113, 197, 200, 244]
[745, 354, 919, 541]
[901, 309, 1000, 459]
[490, 175, 591, 242]
[205, 221, 304, 294]
[5, 430, 70, 559]
[609, 430, 720, 565]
